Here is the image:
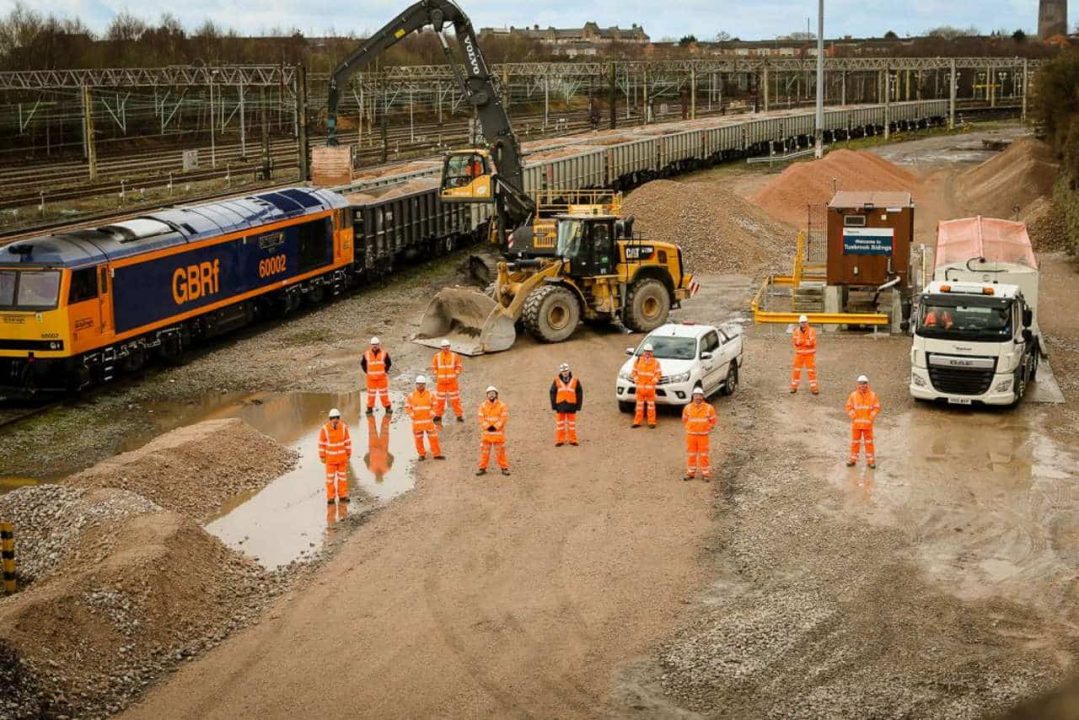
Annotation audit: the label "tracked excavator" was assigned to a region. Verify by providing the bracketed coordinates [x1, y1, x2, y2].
[322, 0, 698, 355]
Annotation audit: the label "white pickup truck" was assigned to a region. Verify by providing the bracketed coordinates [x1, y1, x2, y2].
[615, 322, 744, 411]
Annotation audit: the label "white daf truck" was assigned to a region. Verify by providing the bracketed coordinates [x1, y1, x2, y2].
[909, 217, 1041, 407]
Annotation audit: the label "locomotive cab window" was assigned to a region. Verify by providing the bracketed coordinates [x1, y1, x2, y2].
[297, 218, 331, 272]
[0, 269, 61, 310]
[68, 267, 99, 304]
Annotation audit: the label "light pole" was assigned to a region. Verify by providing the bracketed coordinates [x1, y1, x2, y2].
[814, 0, 825, 159]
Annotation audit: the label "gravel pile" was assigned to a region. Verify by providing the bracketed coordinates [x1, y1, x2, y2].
[0, 484, 280, 719]
[0, 485, 157, 585]
[624, 179, 792, 276]
[750, 149, 919, 227]
[67, 418, 298, 523]
[958, 138, 1057, 219]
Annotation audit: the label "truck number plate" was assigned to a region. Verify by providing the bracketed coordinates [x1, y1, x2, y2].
[947, 398, 973, 405]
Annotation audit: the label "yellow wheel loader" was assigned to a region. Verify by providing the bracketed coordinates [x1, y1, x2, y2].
[416, 213, 698, 355]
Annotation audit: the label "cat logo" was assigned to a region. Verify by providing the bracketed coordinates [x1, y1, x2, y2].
[172, 259, 221, 305]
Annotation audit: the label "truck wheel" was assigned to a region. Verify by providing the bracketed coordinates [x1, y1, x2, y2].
[523, 285, 580, 343]
[720, 362, 738, 396]
[1029, 347, 1040, 381]
[618, 400, 634, 413]
[624, 278, 670, 333]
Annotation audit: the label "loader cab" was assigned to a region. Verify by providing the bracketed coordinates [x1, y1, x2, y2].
[440, 150, 494, 203]
[555, 214, 617, 276]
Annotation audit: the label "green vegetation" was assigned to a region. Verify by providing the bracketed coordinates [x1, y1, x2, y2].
[1033, 50, 1079, 254]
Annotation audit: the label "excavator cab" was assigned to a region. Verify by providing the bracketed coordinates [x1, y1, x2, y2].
[440, 149, 494, 203]
[555, 215, 617, 277]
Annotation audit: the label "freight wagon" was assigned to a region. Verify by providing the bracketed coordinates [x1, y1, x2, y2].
[0, 185, 480, 394]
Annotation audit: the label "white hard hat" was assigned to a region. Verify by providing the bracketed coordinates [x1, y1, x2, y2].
[857, 374, 869, 383]
[799, 314, 808, 323]
[370, 336, 380, 345]
[328, 408, 341, 418]
[416, 375, 427, 384]
[559, 363, 569, 372]
[642, 343, 654, 352]
[485, 385, 498, 394]
[692, 387, 705, 396]
[440, 339, 451, 348]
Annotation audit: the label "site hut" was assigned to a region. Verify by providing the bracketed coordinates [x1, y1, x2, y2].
[825, 190, 915, 331]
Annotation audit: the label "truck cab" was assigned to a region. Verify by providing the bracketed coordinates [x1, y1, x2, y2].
[909, 280, 1039, 406]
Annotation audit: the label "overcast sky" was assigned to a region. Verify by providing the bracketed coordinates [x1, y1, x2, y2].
[5, 0, 1072, 41]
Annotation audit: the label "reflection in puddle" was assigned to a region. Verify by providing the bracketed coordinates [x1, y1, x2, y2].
[131, 390, 422, 569]
[0, 476, 39, 495]
[837, 408, 1078, 610]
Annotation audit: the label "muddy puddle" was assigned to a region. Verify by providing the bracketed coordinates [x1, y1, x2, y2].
[0, 476, 39, 495]
[121, 390, 425, 569]
[831, 406, 1077, 611]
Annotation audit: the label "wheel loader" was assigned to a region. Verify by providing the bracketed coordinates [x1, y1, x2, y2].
[320, 0, 697, 354]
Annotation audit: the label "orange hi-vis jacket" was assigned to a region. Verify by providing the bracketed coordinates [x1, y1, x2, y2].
[682, 402, 717, 435]
[432, 349, 463, 384]
[845, 387, 881, 429]
[363, 348, 388, 381]
[632, 355, 661, 389]
[478, 399, 509, 443]
[793, 325, 817, 355]
[405, 389, 438, 432]
[318, 421, 352, 463]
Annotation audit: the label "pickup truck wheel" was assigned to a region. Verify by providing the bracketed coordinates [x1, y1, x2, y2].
[720, 362, 738, 396]
[523, 285, 580, 343]
[624, 278, 670, 333]
[618, 400, 634, 414]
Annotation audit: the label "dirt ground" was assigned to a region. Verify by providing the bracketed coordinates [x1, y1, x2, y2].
[2, 125, 1077, 718]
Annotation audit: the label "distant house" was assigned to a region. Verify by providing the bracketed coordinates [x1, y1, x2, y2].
[480, 22, 649, 57]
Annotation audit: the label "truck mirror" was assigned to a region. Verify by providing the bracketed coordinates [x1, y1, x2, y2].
[1022, 328, 1033, 343]
[1022, 309, 1033, 328]
[625, 347, 635, 355]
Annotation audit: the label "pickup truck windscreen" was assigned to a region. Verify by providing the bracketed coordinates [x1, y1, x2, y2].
[917, 295, 1013, 342]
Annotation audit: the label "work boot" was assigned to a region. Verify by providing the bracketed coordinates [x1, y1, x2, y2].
[702, 475, 712, 483]
[555, 442, 564, 447]
[433, 416, 442, 424]
[569, 441, 579, 446]
[683, 474, 695, 481]
[846, 460, 856, 467]
[365, 408, 374, 416]
[868, 462, 876, 469]
[433, 455, 446, 460]
[384, 406, 393, 415]
[456, 416, 465, 423]
[790, 387, 798, 394]
[327, 498, 336, 505]
[648, 424, 656, 429]
[417, 455, 426, 461]
[631, 423, 641, 429]
[475, 468, 487, 476]
[811, 388, 819, 395]
[501, 468, 511, 476]
[339, 497, 350, 504]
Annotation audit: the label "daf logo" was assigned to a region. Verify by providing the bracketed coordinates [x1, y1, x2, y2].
[952, 359, 976, 367]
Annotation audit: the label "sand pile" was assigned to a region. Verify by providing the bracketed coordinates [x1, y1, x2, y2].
[750, 150, 919, 227]
[624, 179, 793, 275]
[67, 418, 297, 523]
[958, 138, 1058, 218]
[0, 485, 272, 718]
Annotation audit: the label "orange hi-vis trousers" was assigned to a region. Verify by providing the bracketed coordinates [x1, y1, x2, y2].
[849, 425, 875, 464]
[366, 376, 391, 409]
[685, 435, 711, 477]
[325, 461, 348, 501]
[414, 428, 442, 458]
[555, 412, 578, 444]
[434, 381, 463, 418]
[633, 388, 657, 426]
[791, 354, 818, 391]
[479, 440, 509, 470]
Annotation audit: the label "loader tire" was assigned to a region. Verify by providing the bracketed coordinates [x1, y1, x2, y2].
[523, 285, 580, 343]
[624, 278, 670, 333]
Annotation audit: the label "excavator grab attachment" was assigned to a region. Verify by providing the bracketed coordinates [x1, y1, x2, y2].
[414, 287, 516, 356]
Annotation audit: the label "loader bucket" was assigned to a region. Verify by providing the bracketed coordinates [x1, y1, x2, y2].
[414, 288, 517, 356]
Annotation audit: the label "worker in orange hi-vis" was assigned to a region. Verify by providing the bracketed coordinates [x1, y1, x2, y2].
[549, 362, 583, 446]
[845, 374, 882, 469]
[361, 336, 393, 415]
[364, 414, 393, 482]
[431, 338, 465, 423]
[318, 408, 352, 504]
[631, 343, 662, 429]
[790, 314, 819, 394]
[682, 387, 718, 481]
[476, 385, 510, 476]
[405, 375, 444, 461]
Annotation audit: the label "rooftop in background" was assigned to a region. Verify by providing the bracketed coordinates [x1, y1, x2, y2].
[481, 22, 649, 44]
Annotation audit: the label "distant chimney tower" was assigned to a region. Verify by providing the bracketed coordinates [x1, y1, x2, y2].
[1039, 0, 1067, 39]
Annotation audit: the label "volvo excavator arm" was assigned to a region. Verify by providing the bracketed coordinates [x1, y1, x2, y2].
[325, 0, 533, 226]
